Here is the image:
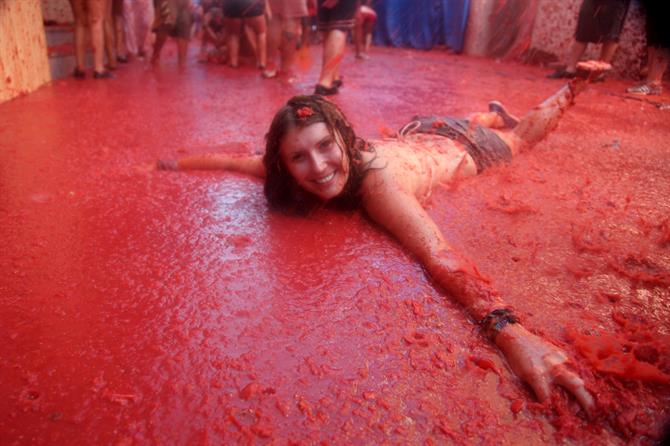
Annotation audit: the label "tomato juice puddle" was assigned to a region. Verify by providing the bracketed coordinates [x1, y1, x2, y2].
[1, 44, 669, 445]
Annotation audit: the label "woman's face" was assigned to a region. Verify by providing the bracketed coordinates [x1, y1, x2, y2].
[279, 122, 350, 201]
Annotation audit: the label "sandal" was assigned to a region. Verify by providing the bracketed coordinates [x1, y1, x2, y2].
[73, 68, 86, 79]
[626, 83, 662, 96]
[547, 68, 576, 79]
[261, 69, 277, 79]
[93, 70, 113, 79]
[314, 84, 338, 96]
[488, 101, 519, 129]
[332, 78, 343, 88]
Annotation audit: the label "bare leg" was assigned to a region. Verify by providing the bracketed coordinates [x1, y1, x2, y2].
[88, 0, 107, 73]
[265, 13, 281, 73]
[177, 38, 188, 68]
[68, 0, 87, 71]
[115, 11, 128, 60]
[200, 32, 211, 59]
[364, 30, 373, 53]
[243, 24, 258, 61]
[247, 15, 267, 68]
[151, 31, 168, 65]
[317, 29, 347, 88]
[564, 41, 587, 73]
[640, 46, 652, 79]
[282, 17, 302, 73]
[504, 81, 582, 154]
[225, 18, 242, 67]
[599, 41, 618, 64]
[103, 0, 117, 69]
[356, 6, 376, 59]
[121, 0, 137, 55]
[134, 0, 152, 57]
[354, 13, 363, 58]
[280, 18, 301, 76]
[647, 46, 669, 85]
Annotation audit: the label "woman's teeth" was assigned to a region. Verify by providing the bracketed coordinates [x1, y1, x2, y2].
[315, 172, 335, 184]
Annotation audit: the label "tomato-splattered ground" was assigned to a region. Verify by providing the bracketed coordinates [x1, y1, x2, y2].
[1, 44, 669, 445]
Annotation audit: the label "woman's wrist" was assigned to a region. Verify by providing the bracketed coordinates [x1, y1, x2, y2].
[479, 307, 520, 342]
[156, 159, 179, 170]
[492, 321, 527, 350]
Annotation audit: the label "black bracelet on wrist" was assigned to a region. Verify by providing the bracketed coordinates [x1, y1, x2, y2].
[479, 308, 520, 340]
[157, 159, 178, 170]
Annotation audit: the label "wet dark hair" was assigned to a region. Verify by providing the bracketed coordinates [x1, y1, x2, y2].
[263, 95, 374, 214]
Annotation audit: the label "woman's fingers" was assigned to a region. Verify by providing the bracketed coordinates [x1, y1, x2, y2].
[529, 374, 552, 402]
[553, 367, 595, 415]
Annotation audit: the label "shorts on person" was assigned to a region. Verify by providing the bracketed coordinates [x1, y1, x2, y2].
[575, 0, 631, 44]
[222, 0, 265, 18]
[317, 0, 357, 32]
[641, 0, 670, 49]
[399, 116, 513, 174]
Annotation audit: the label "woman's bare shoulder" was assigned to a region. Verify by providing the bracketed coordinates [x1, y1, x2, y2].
[359, 141, 409, 198]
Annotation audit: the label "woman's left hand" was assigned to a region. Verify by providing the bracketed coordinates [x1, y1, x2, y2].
[494, 323, 595, 415]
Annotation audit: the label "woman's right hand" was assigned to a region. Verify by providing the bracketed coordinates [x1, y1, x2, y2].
[494, 323, 595, 415]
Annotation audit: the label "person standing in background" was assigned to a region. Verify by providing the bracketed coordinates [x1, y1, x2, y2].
[314, 0, 358, 96]
[547, 0, 630, 80]
[151, 0, 193, 68]
[221, 0, 267, 68]
[626, 0, 669, 95]
[68, 0, 113, 79]
[263, 0, 309, 81]
[103, 0, 118, 70]
[353, 0, 376, 60]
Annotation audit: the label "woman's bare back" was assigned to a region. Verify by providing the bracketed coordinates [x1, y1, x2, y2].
[362, 133, 478, 204]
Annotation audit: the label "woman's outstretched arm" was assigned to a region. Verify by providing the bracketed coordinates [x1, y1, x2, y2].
[361, 173, 594, 414]
[157, 153, 266, 178]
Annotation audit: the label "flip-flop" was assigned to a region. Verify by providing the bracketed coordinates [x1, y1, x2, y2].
[262, 69, 277, 79]
[488, 101, 519, 129]
[314, 84, 338, 96]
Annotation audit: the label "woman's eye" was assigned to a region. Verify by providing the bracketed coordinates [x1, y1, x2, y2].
[319, 139, 333, 150]
[291, 153, 304, 162]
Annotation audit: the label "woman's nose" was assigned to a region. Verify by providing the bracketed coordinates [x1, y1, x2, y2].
[308, 152, 326, 172]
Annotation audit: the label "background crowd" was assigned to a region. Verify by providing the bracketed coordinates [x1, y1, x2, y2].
[67, 0, 667, 96]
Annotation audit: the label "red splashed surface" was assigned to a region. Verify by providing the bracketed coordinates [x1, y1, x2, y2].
[1, 44, 669, 445]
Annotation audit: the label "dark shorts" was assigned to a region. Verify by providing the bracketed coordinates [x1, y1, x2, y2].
[222, 0, 265, 18]
[642, 1, 670, 48]
[400, 116, 513, 174]
[575, 0, 630, 44]
[317, 0, 357, 32]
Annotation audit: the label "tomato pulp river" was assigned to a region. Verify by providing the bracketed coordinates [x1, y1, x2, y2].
[1, 45, 669, 445]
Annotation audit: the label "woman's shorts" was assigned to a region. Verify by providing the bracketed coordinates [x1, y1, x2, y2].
[399, 116, 513, 173]
[222, 0, 265, 18]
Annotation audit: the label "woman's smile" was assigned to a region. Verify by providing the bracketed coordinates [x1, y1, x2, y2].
[314, 171, 335, 184]
[280, 122, 349, 201]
